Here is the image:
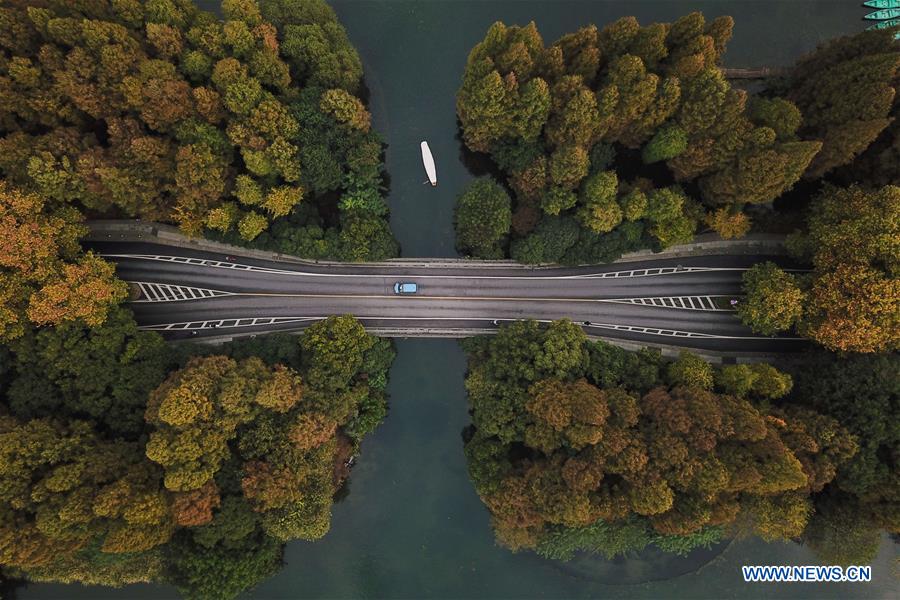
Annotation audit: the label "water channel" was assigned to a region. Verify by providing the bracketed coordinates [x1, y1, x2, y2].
[20, 1, 898, 598]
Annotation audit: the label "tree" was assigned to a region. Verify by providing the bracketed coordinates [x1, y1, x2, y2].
[461, 320, 844, 556]
[786, 351, 899, 514]
[0, 417, 174, 570]
[698, 139, 821, 207]
[782, 29, 900, 178]
[455, 178, 512, 258]
[749, 363, 793, 399]
[300, 315, 375, 396]
[803, 493, 883, 566]
[456, 15, 812, 264]
[748, 97, 802, 141]
[0, 182, 124, 340]
[704, 208, 750, 239]
[25, 253, 128, 328]
[642, 124, 688, 163]
[715, 364, 756, 397]
[577, 171, 621, 233]
[645, 187, 697, 248]
[666, 351, 713, 389]
[795, 185, 900, 352]
[6, 306, 170, 437]
[263, 0, 364, 92]
[320, 89, 370, 132]
[144, 356, 301, 492]
[170, 533, 282, 600]
[737, 262, 805, 336]
[0, 0, 396, 261]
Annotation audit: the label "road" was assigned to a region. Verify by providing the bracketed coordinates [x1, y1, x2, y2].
[89, 241, 806, 354]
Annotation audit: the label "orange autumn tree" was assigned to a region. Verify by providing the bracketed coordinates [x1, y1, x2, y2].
[0, 181, 126, 340]
[144, 350, 342, 541]
[0, 417, 175, 571]
[738, 185, 899, 352]
[798, 185, 900, 352]
[462, 321, 857, 557]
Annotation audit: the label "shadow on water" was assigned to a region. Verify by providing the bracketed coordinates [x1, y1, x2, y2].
[455, 118, 506, 180]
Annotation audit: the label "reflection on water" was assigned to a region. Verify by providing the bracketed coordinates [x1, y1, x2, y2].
[546, 538, 731, 584]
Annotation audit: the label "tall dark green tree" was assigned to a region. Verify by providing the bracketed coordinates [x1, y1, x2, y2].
[455, 178, 512, 258]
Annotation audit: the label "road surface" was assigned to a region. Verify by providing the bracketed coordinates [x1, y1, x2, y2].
[89, 241, 805, 354]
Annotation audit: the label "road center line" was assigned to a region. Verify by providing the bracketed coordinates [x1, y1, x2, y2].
[128, 290, 741, 307]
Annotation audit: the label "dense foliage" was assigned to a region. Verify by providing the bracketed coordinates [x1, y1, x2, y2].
[461, 320, 858, 559]
[455, 13, 823, 262]
[785, 351, 899, 564]
[738, 184, 899, 353]
[0, 0, 396, 260]
[454, 177, 512, 258]
[0, 314, 394, 598]
[0, 181, 126, 341]
[775, 28, 900, 179]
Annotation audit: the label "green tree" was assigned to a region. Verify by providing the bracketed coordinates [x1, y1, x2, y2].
[786, 351, 899, 513]
[782, 29, 900, 178]
[170, 533, 282, 600]
[642, 124, 688, 163]
[6, 307, 170, 437]
[737, 262, 805, 336]
[794, 185, 899, 352]
[455, 178, 512, 258]
[666, 351, 713, 390]
[576, 171, 622, 233]
[748, 97, 802, 140]
[749, 363, 793, 400]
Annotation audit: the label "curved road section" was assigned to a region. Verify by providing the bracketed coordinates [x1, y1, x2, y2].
[89, 240, 804, 355]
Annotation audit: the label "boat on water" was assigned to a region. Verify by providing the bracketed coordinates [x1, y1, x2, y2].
[864, 0, 900, 9]
[867, 17, 900, 37]
[868, 17, 900, 28]
[421, 141, 437, 186]
[865, 7, 900, 19]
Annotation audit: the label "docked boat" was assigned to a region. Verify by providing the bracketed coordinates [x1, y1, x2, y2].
[865, 8, 900, 19]
[867, 17, 900, 37]
[868, 17, 900, 28]
[420, 141, 437, 186]
[864, 0, 900, 9]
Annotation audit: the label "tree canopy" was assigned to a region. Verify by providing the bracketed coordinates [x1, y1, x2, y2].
[455, 178, 513, 258]
[0, 182, 126, 341]
[1, 315, 394, 597]
[0, 0, 396, 260]
[456, 14, 822, 264]
[779, 28, 900, 179]
[461, 320, 854, 556]
[740, 185, 899, 353]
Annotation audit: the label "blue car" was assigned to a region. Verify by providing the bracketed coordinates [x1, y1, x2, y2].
[393, 282, 418, 294]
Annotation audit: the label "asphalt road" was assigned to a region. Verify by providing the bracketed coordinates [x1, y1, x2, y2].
[90, 241, 806, 354]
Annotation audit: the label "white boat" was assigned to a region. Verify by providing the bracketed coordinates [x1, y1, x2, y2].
[421, 141, 437, 186]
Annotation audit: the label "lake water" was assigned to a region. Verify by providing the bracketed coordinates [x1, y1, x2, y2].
[20, 2, 898, 599]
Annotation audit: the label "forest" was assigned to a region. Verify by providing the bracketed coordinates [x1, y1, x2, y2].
[454, 16, 898, 264]
[0, 0, 397, 262]
[0, 314, 394, 598]
[454, 15, 899, 355]
[461, 320, 898, 566]
[1, 2, 898, 596]
[0, 1, 398, 598]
